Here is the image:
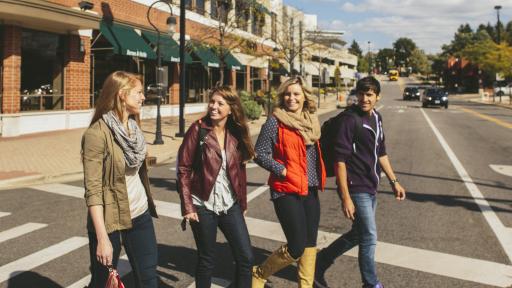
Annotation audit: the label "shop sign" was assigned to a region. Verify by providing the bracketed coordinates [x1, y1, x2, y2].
[126, 49, 148, 58]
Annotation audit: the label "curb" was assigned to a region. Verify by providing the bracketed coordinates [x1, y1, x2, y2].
[468, 99, 512, 110]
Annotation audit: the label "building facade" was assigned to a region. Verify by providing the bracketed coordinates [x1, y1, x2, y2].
[0, 0, 356, 137]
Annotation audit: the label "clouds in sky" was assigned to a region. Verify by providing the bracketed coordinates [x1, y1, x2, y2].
[318, 0, 511, 53]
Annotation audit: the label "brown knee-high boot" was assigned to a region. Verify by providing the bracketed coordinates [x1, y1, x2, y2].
[297, 247, 317, 288]
[252, 245, 297, 288]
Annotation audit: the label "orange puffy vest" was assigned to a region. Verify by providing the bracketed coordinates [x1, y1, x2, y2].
[268, 122, 326, 195]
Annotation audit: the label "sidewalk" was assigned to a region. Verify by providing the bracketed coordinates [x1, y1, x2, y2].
[450, 93, 512, 110]
[0, 94, 340, 189]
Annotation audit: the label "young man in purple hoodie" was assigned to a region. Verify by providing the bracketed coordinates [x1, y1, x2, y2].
[315, 76, 406, 288]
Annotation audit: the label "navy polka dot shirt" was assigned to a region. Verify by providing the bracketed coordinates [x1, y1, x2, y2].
[254, 116, 319, 199]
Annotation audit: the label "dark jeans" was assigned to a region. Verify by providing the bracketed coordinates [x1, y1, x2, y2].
[273, 188, 320, 259]
[190, 203, 253, 288]
[88, 210, 158, 288]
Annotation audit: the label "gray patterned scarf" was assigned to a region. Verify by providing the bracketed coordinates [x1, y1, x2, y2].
[102, 111, 147, 168]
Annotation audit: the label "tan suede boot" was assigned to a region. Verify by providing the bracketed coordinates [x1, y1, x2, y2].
[252, 245, 296, 288]
[298, 247, 317, 288]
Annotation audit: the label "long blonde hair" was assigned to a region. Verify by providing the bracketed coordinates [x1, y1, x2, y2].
[89, 71, 143, 126]
[276, 76, 317, 113]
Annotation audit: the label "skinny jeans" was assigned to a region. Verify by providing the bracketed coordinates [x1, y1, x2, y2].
[88, 210, 158, 288]
[273, 188, 320, 259]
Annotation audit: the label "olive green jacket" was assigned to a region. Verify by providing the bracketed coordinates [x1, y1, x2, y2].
[82, 119, 157, 234]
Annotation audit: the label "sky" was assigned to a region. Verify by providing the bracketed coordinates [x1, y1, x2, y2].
[283, 0, 512, 54]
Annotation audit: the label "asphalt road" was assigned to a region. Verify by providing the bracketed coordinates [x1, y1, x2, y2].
[1, 78, 512, 287]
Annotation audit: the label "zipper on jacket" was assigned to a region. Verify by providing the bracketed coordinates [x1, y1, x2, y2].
[362, 112, 380, 185]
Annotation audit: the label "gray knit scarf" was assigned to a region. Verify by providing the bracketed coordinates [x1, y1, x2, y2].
[102, 111, 147, 168]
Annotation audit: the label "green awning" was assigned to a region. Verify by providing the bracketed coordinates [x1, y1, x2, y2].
[191, 46, 220, 68]
[142, 31, 193, 63]
[100, 21, 156, 59]
[223, 52, 243, 70]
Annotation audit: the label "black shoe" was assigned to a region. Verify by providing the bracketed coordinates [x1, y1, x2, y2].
[314, 254, 330, 288]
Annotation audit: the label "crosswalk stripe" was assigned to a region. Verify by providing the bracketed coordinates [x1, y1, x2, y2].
[246, 185, 269, 202]
[67, 255, 130, 288]
[0, 212, 11, 218]
[30, 183, 83, 198]
[0, 223, 47, 244]
[28, 183, 512, 287]
[0, 236, 88, 283]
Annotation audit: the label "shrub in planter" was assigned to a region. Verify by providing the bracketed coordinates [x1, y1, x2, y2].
[242, 99, 263, 120]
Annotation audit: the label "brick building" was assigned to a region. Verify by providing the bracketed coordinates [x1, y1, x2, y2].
[0, 0, 356, 137]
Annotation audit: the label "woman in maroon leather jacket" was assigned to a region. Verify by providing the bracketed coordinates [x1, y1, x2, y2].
[177, 86, 255, 288]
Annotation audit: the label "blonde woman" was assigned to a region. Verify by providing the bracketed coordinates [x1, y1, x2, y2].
[252, 76, 326, 287]
[82, 71, 158, 288]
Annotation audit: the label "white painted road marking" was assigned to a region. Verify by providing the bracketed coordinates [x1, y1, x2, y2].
[490, 165, 512, 178]
[28, 182, 512, 286]
[421, 108, 512, 263]
[0, 212, 10, 218]
[247, 185, 269, 202]
[0, 223, 47, 244]
[67, 255, 130, 288]
[170, 162, 260, 171]
[31, 183, 83, 198]
[0, 237, 88, 283]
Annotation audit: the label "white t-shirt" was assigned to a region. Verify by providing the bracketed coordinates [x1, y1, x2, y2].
[125, 165, 148, 219]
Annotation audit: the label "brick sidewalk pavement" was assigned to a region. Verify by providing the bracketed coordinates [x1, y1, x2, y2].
[0, 95, 340, 188]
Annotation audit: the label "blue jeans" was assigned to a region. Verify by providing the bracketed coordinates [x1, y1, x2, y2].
[190, 203, 253, 288]
[88, 210, 158, 288]
[318, 193, 379, 287]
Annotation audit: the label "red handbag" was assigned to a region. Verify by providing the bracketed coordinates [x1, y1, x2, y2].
[105, 266, 125, 288]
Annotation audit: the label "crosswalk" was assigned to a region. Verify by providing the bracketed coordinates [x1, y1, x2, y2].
[2, 183, 512, 287]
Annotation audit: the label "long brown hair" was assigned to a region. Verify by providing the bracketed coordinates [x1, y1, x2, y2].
[89, 71, 143, 126]
[276, 76, 317, 113]
[207, 86, 255, 162]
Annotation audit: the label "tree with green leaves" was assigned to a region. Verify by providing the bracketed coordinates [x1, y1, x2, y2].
[349, 40, 362, 57]
[393, 37, 417, 68]
[409, 48, 431, 75]
[376, 48, 394, 72]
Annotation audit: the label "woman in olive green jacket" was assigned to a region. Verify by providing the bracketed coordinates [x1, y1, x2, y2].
[82, 71, 158, 288]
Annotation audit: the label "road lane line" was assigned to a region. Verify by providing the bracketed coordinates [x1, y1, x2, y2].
[458, 107, 512, 130]
[0, 212, 10, 218]
[67, 255, 130, 288]
[247, 185, 269, 202]
[0, 223, 47, 244]
[30, 183, 83, 198]
[30, 183, 512, 286]
[246, 216, 512, 287]
[490, 165, 512, 178]
[421, 108, 512, 263]
[0, 236, 88, 283]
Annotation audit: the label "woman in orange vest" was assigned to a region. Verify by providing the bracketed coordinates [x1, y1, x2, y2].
[252, 76, 326, 288]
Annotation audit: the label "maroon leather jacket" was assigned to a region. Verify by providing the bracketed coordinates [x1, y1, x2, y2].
[177, 118, 248, 216]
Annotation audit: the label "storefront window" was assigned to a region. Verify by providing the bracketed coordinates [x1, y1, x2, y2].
[186, 64, 208, 103]
[20, 29, 64, 111]
[236, 69, 246, 91]
[251, 67, 262, 92]
[196, 0, 205, 15]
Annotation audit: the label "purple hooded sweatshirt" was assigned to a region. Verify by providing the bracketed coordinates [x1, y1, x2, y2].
[334, 107, 386, 195]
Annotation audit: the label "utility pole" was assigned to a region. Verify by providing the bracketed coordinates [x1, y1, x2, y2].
[290, 17, 295, 75]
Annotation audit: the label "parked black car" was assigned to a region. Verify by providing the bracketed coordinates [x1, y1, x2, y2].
[422, 88, 448, 108]
[403, 87, 420, 100]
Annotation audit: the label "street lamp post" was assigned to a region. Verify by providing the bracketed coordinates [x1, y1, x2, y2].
[368, 41, 372, 75]
[147, 1, 176, 144]
[176, 0, 186, 137]
[495, 5, 502, 44]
